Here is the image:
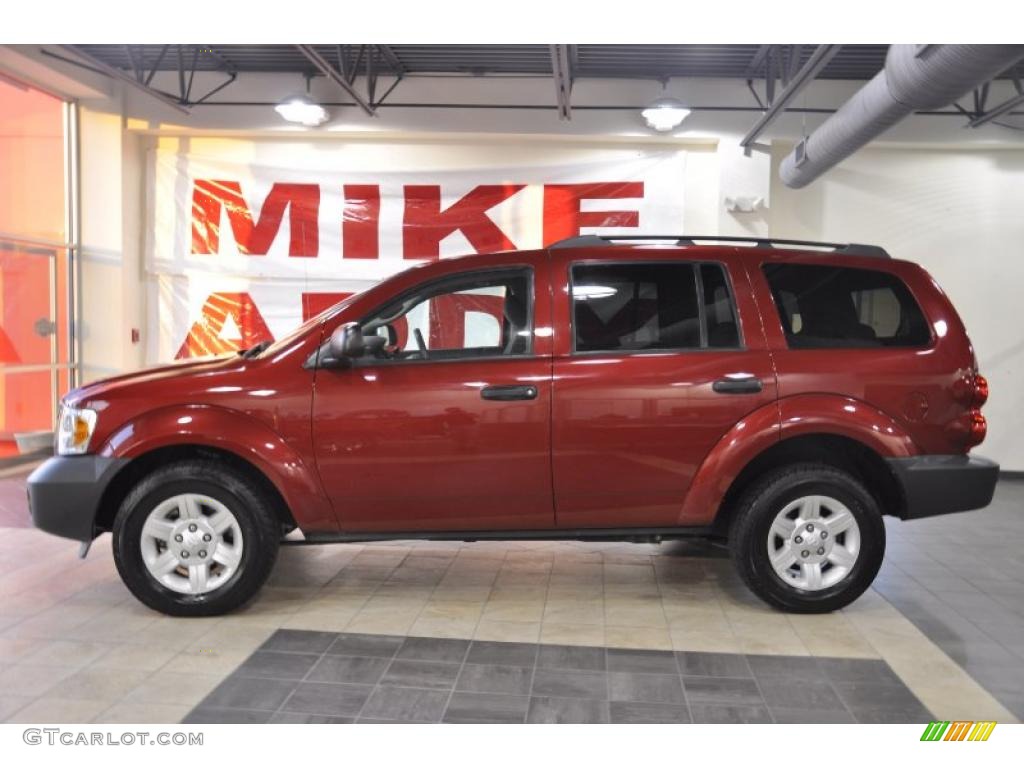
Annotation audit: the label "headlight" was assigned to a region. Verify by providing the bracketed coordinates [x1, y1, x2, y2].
[57, 406, 97, 455]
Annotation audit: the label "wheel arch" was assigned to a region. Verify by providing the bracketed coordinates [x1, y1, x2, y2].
[679, 393, 917, 530]
[94, 444, 298, 535]
[92, 404, 335, 534]
[710, 433, 906, 538]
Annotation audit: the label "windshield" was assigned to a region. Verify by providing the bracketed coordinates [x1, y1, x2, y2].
[257, 290, 363, 358]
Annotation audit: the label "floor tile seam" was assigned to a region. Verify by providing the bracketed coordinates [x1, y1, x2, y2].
[268, 628, 347, 719]
[844, 589, 1018, 722]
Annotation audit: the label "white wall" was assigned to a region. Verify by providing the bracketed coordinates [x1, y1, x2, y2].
[78, 97, 147, 379]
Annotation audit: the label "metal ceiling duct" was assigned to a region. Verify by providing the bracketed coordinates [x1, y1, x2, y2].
[780, 44, 1024, 188]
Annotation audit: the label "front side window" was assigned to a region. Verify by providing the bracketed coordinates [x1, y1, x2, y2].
[762, 264, 930, 349]
[571, 262, 740, 353]
[361, 269, 532, 361]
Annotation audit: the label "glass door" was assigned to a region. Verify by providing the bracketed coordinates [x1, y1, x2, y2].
[0, 74, 77, 456]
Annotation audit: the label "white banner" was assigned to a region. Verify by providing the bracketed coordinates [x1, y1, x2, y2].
[146, 139, 686, 361]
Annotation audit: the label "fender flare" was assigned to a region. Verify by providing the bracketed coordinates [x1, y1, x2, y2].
[677, 401, 781, 526]
[97, 404, 335, 531]
[677, 394, 917, 527]
[776, 394, 917, 457]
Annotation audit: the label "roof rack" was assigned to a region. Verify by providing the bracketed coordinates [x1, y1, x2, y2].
[548, 234, 890, 259]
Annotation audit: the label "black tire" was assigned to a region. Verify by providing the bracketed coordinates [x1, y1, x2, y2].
[112, 460, 280, 617]
[728, 463, 885, 613]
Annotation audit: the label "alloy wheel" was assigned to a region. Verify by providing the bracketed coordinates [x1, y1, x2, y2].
[766, 494, 861, 591]
[140, 493, 244, 595]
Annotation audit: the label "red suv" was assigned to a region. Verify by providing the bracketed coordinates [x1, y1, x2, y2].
[28, 236, 998, 616]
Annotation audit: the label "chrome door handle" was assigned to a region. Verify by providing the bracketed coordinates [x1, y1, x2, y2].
[712, 375, 763, 394]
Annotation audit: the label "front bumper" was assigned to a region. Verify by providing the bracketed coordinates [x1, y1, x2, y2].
[886, 454, 999, 520]
[27, 456, 129, 542]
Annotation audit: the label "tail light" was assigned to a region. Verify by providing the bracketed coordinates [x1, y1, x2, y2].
[966, 410, 987, 448]
[971, 374, 989, 407]
[957, 372, 989, 448]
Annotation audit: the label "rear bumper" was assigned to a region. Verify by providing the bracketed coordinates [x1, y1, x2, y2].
[886, 454, 999, 520]
[27, 456, 129, 542]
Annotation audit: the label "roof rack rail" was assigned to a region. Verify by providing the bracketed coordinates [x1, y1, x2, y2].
[548, 234, 890, 259]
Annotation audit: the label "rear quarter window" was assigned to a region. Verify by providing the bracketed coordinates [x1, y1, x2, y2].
[762, 263, 931, 349]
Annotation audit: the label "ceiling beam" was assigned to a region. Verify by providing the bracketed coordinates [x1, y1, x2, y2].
[366, 46, 377, 105]
[550, 44, 573, 120]
[296, 44, 375, 115]
[63, 45, 190, 114]
[176, 45, 186, 103]
[740, 44, 841, 153]
[123, 45, 142, 82]
[376, 45, 406, 74]
[197, 46, 238, 75]
[967, 88, 1024, 127]
[745, 45, 773, 79]
[336, 46, 350, 83]
[784, 45, 804, 86]
[350, 46, 366, 85]
[144, 45, 169, 86]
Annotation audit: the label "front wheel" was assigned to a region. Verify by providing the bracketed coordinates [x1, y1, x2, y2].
[112, 460, 281, 616]
[728, 464, 885, 613]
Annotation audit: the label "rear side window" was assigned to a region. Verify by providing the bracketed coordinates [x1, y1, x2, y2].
[571, 262, 739, 352]
[762, 264, 930, 349]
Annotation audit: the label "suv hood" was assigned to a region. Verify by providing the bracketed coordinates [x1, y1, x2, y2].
[64, 354, 239, 408]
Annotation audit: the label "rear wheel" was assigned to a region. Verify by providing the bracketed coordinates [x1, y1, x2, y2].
[728, 463, 885, 613]
[112, 460, 280, 616]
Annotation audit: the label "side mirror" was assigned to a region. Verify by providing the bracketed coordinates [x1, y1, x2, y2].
[323, 323, 385, 366]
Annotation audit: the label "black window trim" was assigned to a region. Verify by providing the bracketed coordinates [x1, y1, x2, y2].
[312, 265, 538, 368]
[567, 259, 745, 357]
[760, 262, 935, 351]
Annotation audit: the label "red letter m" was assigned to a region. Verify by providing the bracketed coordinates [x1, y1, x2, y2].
[191, 180, 320, 257]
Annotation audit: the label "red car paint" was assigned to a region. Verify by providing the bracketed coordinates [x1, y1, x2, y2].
[64, 244, 984, 536]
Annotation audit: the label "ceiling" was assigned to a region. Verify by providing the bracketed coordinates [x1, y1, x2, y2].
[73, 44, 899, 81]
[56, 44, 1024, 130]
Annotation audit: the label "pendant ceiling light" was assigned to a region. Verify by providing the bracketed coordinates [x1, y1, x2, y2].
[274, 93, 329, 127]
[641, 98, 691, 132]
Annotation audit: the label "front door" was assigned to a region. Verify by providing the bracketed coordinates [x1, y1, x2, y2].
[312, 262, 554, 532]
[550, 252, 778, 529]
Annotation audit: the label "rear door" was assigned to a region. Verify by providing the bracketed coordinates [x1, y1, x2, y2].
[550, 248, 777, 529]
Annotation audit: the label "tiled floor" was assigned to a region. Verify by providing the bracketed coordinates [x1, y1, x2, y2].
[0, 465, 1017, 725]
[874, 478, 1024, 719]
[0, 465, 35, 528]
[184, 629, 932, 723]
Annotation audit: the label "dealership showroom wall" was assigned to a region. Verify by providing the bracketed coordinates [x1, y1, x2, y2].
[2, 38, 1024, 740]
